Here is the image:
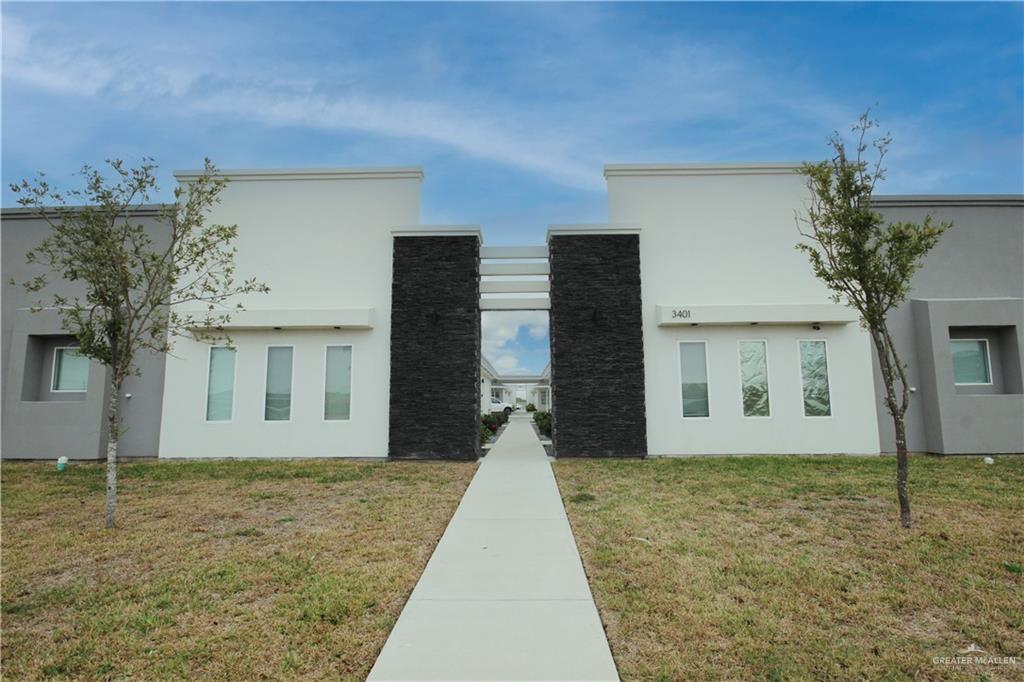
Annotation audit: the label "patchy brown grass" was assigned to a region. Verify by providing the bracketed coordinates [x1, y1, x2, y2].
[1, 458, 475, 680]
[554, 455, 1024, 681]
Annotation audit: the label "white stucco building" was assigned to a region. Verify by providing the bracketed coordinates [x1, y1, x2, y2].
[605, 164, 880, 455]
[158, 168, 422, 459]
[7, 162, 1017, 461]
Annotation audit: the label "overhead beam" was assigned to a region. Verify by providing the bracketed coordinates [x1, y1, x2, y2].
[479, 297, 551, 311]
[480, 262, 550, 276]
[480, 280, 550, 294]
[480, 246, 548, 259]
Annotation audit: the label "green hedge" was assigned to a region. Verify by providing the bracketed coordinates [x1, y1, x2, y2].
[481, 410, 511, 444]
[533, 411, 552, 438]
[480, 423, 495, 445]
[526, 403, 537, 412]
[481, 411, 509, 433]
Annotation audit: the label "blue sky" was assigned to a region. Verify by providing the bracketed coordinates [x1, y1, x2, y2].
[3, 2, 1022, 374]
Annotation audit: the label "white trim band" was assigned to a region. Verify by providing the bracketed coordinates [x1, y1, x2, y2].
[186, 308, 375, 330]
[657, 303, 858, 327]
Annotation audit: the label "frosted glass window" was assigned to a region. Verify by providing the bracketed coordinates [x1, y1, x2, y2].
[52, 347, 89, 391]
[799, 340, 832, 417]
[951, 339, 991, 385]
[739, 341, 770, 417]
[205, 347, 236, 421]
[680, 342, 709, 418]
[324, 346, 353, 420]
[265, 347, 293, 421]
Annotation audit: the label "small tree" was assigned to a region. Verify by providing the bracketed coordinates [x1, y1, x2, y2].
[797, 113, 950, 528]
[11, 159, 269, 528]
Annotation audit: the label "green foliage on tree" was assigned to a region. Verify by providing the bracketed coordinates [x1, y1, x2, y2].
[797, 112, 950, 528]
[10, 159, 269, 528]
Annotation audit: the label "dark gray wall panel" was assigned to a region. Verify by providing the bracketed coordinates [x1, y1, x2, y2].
[389, 235, 480, 459]
[549, 233, 647, 457]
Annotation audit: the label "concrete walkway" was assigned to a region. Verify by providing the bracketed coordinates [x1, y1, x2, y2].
[368, 414, 618, 681]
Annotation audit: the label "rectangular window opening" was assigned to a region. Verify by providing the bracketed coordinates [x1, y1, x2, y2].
[799, 340, 832, 417]
[205, 346, 236, 421]
[739, 340, 770, 417]
[52, 347, 89, 392]
[265, 346, 294, 421]
[679, 341, 710, 418]
[950, 339, 992, 385]
[324, 345, 353, 420]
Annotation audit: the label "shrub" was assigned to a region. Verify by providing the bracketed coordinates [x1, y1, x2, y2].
[526, 403, 536, 412]
[480, 423, 494, 445]
[484, 411, 509, 429]
[533, 411, 552, 438]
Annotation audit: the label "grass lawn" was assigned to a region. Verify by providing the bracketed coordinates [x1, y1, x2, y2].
[554, 455, 1024, 681]
[1, 459, 475, 680]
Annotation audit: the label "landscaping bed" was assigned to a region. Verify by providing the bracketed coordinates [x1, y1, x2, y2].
[1, 459, 475, 680]
[554, 455, 1024, 680]
[480, 410, 511, 448]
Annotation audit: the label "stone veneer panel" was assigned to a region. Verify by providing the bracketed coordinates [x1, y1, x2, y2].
[548, 234, 647, 457]
[389, 235, 480, 459]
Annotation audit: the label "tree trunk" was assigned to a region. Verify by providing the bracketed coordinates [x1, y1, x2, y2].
[105, 377, 121, 529]
[893, 413, 912, 528]
[870, 327, 913, 529]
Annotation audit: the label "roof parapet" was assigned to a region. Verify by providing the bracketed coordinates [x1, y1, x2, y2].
[872, 195, 1024, 207]
[604, 162, 802, 178]
[173, 167, 424, 182]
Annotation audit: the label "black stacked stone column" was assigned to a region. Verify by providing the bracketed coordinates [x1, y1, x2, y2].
[548, 233, 647, 457]
[388, 235, 480, 459]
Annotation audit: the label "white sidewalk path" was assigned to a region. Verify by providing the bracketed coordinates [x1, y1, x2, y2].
[368, 414, 619, 681]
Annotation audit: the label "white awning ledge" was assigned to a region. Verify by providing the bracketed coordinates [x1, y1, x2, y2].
[656, 303, 858, 327]
[186, 308, 374, 330]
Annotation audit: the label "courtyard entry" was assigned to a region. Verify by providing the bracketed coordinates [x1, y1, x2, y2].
[479, 245, 553, 442]
[388, 229, 646, 460]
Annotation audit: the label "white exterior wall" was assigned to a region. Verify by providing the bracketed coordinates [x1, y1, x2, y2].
[158, 169, 421, 458]
[607, 165, 880, 455]
[481, 375, 493, 414]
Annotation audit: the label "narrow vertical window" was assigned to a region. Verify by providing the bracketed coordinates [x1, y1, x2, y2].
[799, 340, 832, 417]
[205, 347, 236, 421]
[324, 346, 353, 420]
[52, 347, 89, 392]
[265, 346, 294, 421]
[679, 341, 710, 418]
[950, 339, 991, 385]
[739, 340, 770, 417]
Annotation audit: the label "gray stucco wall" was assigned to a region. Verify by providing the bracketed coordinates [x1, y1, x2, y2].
[873, 197, 1024, 454]
[2, 208, 170, 459]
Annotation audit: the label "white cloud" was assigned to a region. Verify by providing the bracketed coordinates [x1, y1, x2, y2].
[2, 4, 1019, 195]
[481, 310, 548, 374]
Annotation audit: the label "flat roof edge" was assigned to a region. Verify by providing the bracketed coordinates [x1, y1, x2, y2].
[173, 167, 425, 182]
[604, 162, 803, 178]
[872, 195, 1024, 207]
[392, 225, 482, 240]
[1, 204, 167, 219]
[547, 223, 641, 240]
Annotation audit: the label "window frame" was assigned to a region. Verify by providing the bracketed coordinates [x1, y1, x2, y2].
[677, 339, 711, 419]
[263, 344, 296, 423]
[322, 344, 354, 423]
[797, 338, 834, 419]
[737, 338, 771, 419]
[51, 346, 89, 393]
[950, 338, 993, 386]
[203, 345, 238, 423]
